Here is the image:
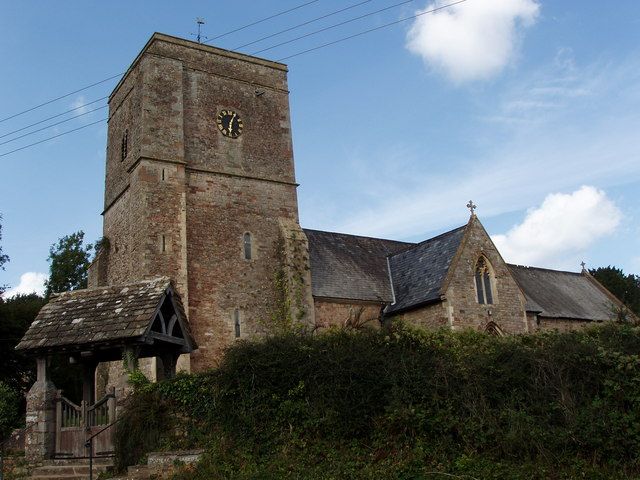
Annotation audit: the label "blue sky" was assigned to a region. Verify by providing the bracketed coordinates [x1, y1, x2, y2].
[1, 0, 639, 296]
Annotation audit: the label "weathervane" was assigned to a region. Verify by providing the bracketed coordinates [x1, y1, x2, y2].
[191, 18, 208, 44]
[466, 200, 477, 216]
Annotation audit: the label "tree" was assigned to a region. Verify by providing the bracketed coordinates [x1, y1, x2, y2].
[0, 214, 9, 295]
[44, 231, 93, 298]
[590, 266, 640, 317]
[0, 294, 46, 393]
[0, 381, 20, 440]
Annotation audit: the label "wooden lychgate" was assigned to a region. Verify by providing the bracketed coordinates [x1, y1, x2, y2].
[54, 388, 116, 458]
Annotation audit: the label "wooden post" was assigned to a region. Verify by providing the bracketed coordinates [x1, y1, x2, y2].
[82, 362, 97, 407]
[160, 353, 179, 379]
[81, 400, 87, 430]
[54, 390, 62, 454]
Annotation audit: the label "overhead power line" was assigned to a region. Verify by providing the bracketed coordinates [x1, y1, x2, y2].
[234, 0, 372, 51]
[278, 0, 467, 61]
[0, 0, 466, 158]
[0, 74, 120, 125]
[0, 97, 108, 140]
[0, 118, 107, 158]
[204, 0, 320, 43]
[0, 105, 107, 146]
[253, 0, 422, 55]
[0, 2, 321, 126]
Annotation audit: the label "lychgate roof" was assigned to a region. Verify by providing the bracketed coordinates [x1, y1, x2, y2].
[16, 277, 194, 357]
[304, 229, 413, 302]
[386, 226, 466, 314]
[509, 265, 617, 321]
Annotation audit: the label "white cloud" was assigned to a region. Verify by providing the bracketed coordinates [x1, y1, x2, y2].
[3, 272, 47, 298]
[71, 95, 89, 115]
[406, 0, 540, 83]
[322, 55, 640, 242]
[491, 186, 622, 268]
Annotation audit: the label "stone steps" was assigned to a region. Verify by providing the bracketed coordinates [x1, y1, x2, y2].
[110, 450, 203, 480]
[27, 457, 114, 480]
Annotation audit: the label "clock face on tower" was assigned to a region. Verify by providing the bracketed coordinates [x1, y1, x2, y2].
[216, 109, 243, 138]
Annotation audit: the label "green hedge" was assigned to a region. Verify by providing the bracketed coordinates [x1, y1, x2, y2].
[115, 323, 640, 478]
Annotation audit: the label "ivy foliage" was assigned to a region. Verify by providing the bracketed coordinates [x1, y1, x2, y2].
[115, 324, 640, 478]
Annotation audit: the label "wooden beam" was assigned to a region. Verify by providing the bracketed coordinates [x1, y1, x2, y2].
[148, 331, 187, 345]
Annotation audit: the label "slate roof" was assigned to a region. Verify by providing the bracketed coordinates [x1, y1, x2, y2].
[386, 226, 466, 314]
[16, 277, 190, 353]
[304, 229, 413, 302]
[509, 265, 617, 321]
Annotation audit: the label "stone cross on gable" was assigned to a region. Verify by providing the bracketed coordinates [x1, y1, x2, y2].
[466, 200, 477, 216]
[581, 261, 586, 271]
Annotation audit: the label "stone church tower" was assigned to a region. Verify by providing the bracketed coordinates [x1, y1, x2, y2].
[89, 33, 314, 371]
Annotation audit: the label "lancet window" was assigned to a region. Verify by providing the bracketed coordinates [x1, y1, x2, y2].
[475, 256, 494, 305]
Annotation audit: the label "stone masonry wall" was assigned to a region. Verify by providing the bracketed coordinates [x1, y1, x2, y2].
[314, 298, 383, 330]
[104, 65, 142, 210]
[443, 217, 528, 334]
[537, 317, 595, 332]
[391, 301, 450, 330]
[186, 171, 299, 370]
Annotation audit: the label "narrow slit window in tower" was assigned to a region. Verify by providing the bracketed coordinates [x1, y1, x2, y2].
[243, 233, 252, 260]
[121, 129, 128, 161]
[234, 309, 241, 338]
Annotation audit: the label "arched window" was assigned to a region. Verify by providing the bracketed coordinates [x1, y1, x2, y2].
[243, 233, 252, 260]
[475, 257, 494, 304]
[484, 321, 503, 336]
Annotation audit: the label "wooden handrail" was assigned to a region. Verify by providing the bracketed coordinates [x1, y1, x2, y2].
[55, 395, 81, 411]
[86, 392, 115, 412]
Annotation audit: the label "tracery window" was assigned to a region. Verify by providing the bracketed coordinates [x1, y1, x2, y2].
[475, 256, 494, 305]
[243, 233, 252, 260]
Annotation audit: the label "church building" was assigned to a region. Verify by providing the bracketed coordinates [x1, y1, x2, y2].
[19, 31, 631, 391]
[15, 32, 634, 462]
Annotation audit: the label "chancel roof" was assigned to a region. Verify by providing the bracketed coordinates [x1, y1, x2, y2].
[386, 226, 466, 314]
[304, 226, 467, 312]
[16, 277, 194, 358]
[304, 229, 413, 302]
[509, 265, 618, 321]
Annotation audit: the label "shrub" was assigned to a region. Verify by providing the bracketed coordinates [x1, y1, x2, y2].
[114, 324, 640, 477]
